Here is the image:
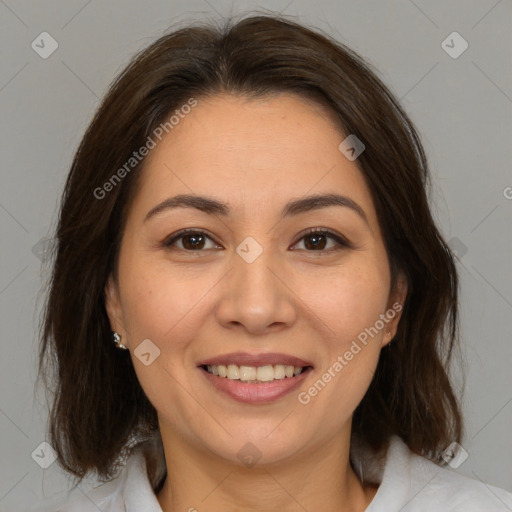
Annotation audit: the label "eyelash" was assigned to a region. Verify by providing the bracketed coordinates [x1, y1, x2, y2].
[162, 227, 351, 254]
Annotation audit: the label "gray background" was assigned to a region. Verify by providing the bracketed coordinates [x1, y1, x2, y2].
[1, 0, 511, 510]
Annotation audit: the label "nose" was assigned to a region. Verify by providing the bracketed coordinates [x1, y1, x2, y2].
[214, 241, 298, 335]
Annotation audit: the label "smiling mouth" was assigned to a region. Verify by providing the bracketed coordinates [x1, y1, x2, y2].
[200, 363, 313, 383]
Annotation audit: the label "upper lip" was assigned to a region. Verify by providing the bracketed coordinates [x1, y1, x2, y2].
[197, 352, 313, 368]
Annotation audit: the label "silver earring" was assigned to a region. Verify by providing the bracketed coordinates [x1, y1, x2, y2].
[112, 331, 128, 350]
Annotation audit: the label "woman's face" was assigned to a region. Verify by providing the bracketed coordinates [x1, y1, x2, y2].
[105, 93, 406, 465]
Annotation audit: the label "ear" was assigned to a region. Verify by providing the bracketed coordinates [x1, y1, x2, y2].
[382, 272, 408, 347]
[104, 274, 125, 335]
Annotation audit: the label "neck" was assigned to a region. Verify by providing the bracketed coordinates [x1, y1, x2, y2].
[156, 426, 377, 512]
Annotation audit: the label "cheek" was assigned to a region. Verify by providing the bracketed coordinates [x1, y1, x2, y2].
[118, 257, 204, 342]
[308, 348, 380, 437]
[294, 263, 388, 424]
[296, 262, 389, 346]
[118, 266, 199, 417]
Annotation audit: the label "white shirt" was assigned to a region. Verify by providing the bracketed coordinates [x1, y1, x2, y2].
[37, 436, 512, 511]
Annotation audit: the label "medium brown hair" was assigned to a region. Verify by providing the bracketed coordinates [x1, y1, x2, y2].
[38, 13, 463, 485]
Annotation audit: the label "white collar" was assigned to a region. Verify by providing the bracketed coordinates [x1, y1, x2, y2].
[59, 435, 512, 511]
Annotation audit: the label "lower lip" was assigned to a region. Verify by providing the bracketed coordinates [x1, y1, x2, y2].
[199, 367, 312, 404]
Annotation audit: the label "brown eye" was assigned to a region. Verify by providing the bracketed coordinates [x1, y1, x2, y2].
[292, 229, 350, 252]
[164, 230, 220, 251]
[303, 232, 329, 250]
[181, 233, 206, 250]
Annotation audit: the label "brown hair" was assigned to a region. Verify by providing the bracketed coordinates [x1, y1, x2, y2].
[38, 13, 463, 486]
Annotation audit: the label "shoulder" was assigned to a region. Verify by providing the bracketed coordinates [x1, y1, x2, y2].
[367, 436, 512, 511]
[42, 470, 129, 512]
[36, 448, 161, 512]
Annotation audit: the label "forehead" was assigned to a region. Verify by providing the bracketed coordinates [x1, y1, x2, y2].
[127, 93, 378, 228]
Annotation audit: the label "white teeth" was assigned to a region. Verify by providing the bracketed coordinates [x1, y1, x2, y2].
[256, 365, 274, 382]
[205, 363, 307, 382]
[240, 365, 257, 381]
[227, 364, 240, 380]
[273, 364, 286, 379]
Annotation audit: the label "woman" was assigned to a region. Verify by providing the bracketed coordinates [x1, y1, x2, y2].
[38, 14, 512, 511]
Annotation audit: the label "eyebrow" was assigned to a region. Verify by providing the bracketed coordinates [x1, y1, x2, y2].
[143, 193, 369, 226]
